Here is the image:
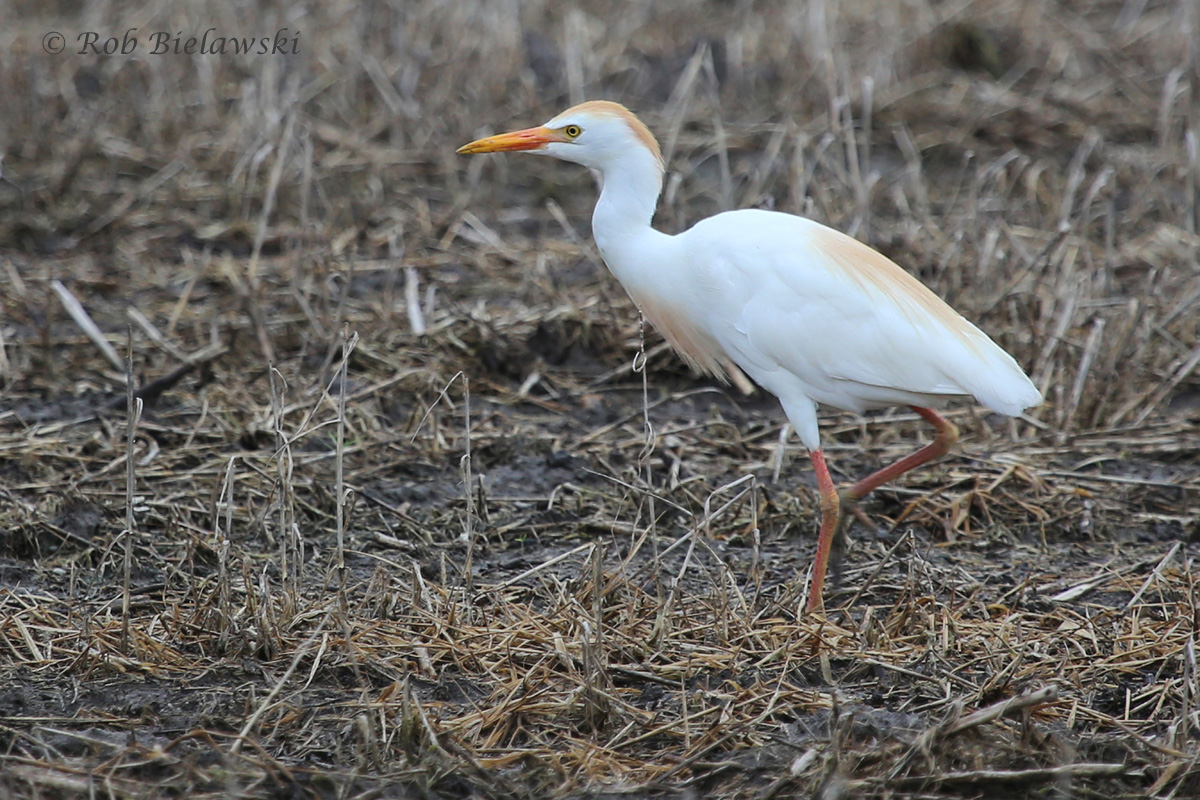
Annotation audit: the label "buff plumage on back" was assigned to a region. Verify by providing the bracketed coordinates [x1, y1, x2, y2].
[806, 225, 985, 353]
[561, 100, 664, 171]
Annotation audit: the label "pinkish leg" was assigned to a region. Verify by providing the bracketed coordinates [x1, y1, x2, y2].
[806, 448, 840, 612]
[841, 407, 960, 503]
[808, 408, 959, 611]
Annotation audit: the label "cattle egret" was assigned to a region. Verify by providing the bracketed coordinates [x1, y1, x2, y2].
[458, 101, 1042, 611]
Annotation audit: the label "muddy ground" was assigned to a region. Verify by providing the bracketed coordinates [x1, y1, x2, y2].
[2, 1, 1200, 798]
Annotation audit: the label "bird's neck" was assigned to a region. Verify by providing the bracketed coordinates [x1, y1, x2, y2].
[590, 149, 668, 271]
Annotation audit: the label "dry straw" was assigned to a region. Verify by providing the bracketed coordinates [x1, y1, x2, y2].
[1, 0, 1198, 798]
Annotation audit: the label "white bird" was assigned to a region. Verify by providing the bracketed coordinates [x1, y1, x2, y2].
[458, 101, 1042, 611]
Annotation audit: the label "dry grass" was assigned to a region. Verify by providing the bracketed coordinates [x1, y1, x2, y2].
[1, 0, 1199, 797]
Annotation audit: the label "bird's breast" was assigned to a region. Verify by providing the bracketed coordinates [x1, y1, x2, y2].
[625, 287, 729, 381]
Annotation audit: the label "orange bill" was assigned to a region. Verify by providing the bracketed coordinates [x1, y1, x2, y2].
[457, 126, 564, 154]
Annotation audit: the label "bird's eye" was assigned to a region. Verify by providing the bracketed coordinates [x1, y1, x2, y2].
[563, 125, 582, 138]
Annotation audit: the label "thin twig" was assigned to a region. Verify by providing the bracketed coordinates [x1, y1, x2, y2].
[51, 280, 123, 374]
[120, 333, 142, 654]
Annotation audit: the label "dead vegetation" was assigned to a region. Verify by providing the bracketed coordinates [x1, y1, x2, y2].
[1, 0, 1199, 797]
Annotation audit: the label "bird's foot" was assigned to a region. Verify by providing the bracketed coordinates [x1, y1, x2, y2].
[834, 490, 877, 534]
[828, 489, 883, 589]
[828, 490, 853, 591]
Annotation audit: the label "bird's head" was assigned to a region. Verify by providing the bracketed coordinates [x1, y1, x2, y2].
[457, 100, 663, 175]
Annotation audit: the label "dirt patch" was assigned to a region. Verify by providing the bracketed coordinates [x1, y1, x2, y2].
[2, 1, 1199, 798]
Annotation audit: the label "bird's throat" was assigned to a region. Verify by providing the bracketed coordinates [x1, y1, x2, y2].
[590, 151, 664, 267]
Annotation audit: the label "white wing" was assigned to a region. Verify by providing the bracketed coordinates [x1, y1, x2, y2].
[674, 210, 1041, 416]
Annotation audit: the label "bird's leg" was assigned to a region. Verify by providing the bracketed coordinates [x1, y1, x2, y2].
[834, 406, 960, 538]
[806, 448, 840, 612]
[808, 409, 959, 611]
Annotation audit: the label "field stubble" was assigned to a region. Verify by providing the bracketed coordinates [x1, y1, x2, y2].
[1, 0, 1199, 797]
